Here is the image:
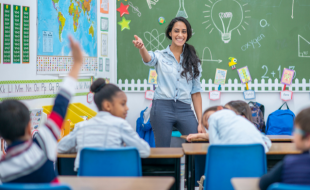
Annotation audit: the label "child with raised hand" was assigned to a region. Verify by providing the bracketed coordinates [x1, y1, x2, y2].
[58, 78, 150, 171]
[0, 36, 83, 183]
[186, 101, 271, 152]
[259, 107, 310, 190]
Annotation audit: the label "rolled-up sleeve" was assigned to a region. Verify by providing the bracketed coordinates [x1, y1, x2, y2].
[191, 64, 203, 94]
[143, 51, 158, 67]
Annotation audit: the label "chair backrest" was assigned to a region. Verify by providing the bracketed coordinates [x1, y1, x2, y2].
[267, 183, 310, 190]
[204, 144, 267, 190]
[0, 184, 71, 190]
[78, 147, 142, 177]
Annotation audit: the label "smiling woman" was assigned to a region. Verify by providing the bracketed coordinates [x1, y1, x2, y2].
[132, 17, 204, 147]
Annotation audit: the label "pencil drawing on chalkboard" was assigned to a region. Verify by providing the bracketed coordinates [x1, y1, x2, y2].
[298, 35, 310, 58]
[203, 0, 250, 43]
[201, 47, 222, 65]
[176, 0, 188, 18]
[146, 0, 159, 9]
[144, 29, 166, 51]
[128, 1, 141, 17]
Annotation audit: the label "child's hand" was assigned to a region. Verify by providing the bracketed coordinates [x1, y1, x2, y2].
[68, 35, 83, 79]
[132, 35, 144, 49]
[186, 134, 199, 142]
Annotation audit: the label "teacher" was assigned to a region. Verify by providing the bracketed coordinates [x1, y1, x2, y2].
[132, 17, 204, 147]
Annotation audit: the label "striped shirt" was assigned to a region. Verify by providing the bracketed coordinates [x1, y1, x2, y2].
[0, 77, 77, 183]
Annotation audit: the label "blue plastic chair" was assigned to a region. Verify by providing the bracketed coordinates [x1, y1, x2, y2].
[268, 183, 310, 190]
[0, 184, 71, 190]
[78, 147, 142, 177]
[204, 144, 267, 190]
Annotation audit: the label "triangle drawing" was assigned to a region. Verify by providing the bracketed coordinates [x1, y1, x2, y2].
[298, 35, 310, 58]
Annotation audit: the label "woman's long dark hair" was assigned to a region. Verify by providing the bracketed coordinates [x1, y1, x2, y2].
[165, 17, 201, 81]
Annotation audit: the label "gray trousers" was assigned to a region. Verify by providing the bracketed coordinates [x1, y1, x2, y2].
[150, 100, 198, 147]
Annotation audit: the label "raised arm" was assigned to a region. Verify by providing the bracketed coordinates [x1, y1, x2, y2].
[132, 35, 152, 63]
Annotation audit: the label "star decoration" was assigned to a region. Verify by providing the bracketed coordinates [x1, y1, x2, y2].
[117, 2, 129, 17]
[118, 16, 131, 31]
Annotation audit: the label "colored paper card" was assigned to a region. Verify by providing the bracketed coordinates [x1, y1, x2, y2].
[101, 33, 108, 57]
[117, 2, 129, 17]
[214, 68, 227, 85]
[99, 58, 103, 72]
[101, 17, 108, 31]
[22, 6, 30, 64]
[3, 4, 11, 64]
[100, 0, 109, 14]
[209, 90, 221, 101]
[30, 109, 43, 129]
[280, 90, 293, 101]
[87, 92, 94, 103]
[105, 58, 110, 72]
[237, 66, 252, 84]
[13, 5, 21, 63]
[281, 68, 295, 85]
[148, 68, 157, 84]
[145, 90, 154, 100]
[243, 90, 256, 100]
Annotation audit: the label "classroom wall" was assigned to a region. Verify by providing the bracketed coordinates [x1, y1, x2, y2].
[0, 0, 117, 112]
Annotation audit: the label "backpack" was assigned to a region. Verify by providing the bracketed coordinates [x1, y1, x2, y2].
[266, 102, 295, 135]
[248, 101, 265, 132]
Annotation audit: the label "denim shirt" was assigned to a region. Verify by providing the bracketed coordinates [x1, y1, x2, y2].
[143, 45, 202, 104]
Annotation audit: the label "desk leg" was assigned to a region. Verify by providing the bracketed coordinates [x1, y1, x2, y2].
[175, 158, 180, 190]
[186, 155, 195, 190]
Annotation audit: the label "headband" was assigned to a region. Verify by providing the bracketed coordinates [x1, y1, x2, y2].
[94, 83, 105, 93]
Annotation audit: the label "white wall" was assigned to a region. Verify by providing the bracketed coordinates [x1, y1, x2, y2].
[0, 0, 117, 112]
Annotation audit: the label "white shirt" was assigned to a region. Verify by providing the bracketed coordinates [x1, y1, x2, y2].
[57, 111, 151, 171]
[208, 110, 271, 152]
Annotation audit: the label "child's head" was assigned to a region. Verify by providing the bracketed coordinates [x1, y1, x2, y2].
[202, 106, 222, 129]
[293, 107, 310, 151]
[224, 100, 253, 122]
[0, 100, 32, 143]
[90, 78, 128, 119]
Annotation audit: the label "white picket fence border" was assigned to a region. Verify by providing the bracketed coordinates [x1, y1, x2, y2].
[117, 78, 310, 93]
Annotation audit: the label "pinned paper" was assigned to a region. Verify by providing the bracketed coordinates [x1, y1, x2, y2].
[243, 90, 256, 100]
[280, 90, 293, 101]
[158, 17, 165, 25]
[145, 90, 155, 100]
[30, 109, 43, 129]
[214, 68, 227, 85]
[116, 2, 129, 17]
[148, 68, 157, 84]
[87, 92, 94, 103]
[281, 68, 295, 86]
[209, 91, 221, 101]
[237, 66, 252, 84]
[118, 16, 131, 31]
[100, 0, 109, 14]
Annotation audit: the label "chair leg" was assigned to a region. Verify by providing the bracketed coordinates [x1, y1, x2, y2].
[197, 175, 205, 190]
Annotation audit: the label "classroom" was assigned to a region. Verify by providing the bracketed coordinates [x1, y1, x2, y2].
[1, 0, 310, 189]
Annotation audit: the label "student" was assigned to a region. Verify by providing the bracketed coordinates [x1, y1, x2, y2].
[57, 78, 151, 171]
[0, 36, 83, 183]
[259, 107, 310, 190]
[132, 17, 204, 147]
[186, 103, 271, 152]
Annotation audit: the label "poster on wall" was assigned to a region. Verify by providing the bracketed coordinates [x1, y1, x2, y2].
[101, 17, 108, 31]
[22, 6, 30, 64]
[3, 4, 11, 64]
[30, 109, 43, 129]
[100, 0, 109, 14]
[101, 33, 108, 57]
[37, 0, 97, 74]
[99, 58, 103, 72]
[13, 5, 21, 64]
[105, 58, 110, 72]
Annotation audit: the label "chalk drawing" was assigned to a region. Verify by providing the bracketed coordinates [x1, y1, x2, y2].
[201, 47, 222, 65]
[298, 35, 310, 58]
[176, 0, 188, 18]
[203, 0, 250, 43]
[144, 29, 166, 51]
[262, 65, 296, 79]
[128, 1, 141, 17]
[241, 34, 265, 51]
[146, 0, 159, 9]
[291, 0, 294, 19]
[260, 19, 269, 27]
[262, 65, 269, 79]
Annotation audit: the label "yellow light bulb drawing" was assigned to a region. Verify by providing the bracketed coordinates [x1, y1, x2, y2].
[203, 0, 251, 43]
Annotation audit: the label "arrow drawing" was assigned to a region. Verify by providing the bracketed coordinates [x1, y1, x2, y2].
[201, 47, 222, 64]
[291, 0, 294, 19]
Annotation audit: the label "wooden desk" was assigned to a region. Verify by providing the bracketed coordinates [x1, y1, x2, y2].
[59, 176, 175, 190]
[57, 148, 183, 190]
[231, 177, 260, 190]
[181, 135, 293, 143]
[182, 143, 301, 190]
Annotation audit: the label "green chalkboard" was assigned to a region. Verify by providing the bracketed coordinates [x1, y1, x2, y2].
[117, 0, 310, 83]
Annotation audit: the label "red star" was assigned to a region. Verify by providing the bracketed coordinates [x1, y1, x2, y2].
[117, 2, 129, 17]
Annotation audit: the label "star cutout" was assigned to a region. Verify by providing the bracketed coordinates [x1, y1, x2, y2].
[118, 17, 131, 31]
[117, 2, 129, 17]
